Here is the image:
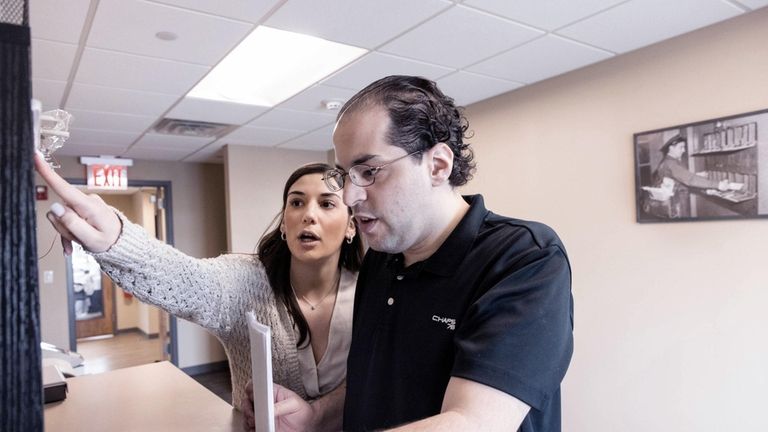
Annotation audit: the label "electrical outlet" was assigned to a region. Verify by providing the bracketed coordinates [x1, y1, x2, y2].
[43, 270, 54, 284]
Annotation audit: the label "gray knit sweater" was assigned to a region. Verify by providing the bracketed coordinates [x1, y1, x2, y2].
[91, 213, 306, 409]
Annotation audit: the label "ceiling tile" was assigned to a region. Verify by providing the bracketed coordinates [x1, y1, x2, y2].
[66, 109, 156, 134]
[87, 0, 253, 65]
[123, 146, 194, 161]
[32, 79, 67, 109]
[277, 85, 358, 114]
[557, 0, 744, 53]
[148, 0, 282, 23]
[322, 52, 454, 90]
[29, 0, 91, 44]
[265, 0, 452, 49]
[57, 143, 132, 158]
[219, 126, 304, 147]
[247, 108, 335, 131]
[67, 83, 178, 116]
[380, 5, 544, 69]
[182, 144, 226, 163]
[31, 39, 78, 81]
[132, 133, 213, 150]
[462, 0, 626, 31]
[738, 0, 768, 9]
[66, 128, 141, 148]
[277, 125, 335, 151]
[28, 0, 758, 164]
[75, 48, 209, 95]
[166, 97, 269, 125]
[467, 34, 613, 83]
[436, 71, 523, 106]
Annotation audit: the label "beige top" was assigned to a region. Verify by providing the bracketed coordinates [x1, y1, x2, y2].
[297, 269, 356, 398]
[91, 211, 358, 409]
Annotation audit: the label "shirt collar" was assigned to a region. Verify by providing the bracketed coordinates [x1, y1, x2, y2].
[420, 194, 488, 277]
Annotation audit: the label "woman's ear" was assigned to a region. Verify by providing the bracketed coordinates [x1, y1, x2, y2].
[346, 217, 356, 239]
[279, 219, 286, 236]
[427, 143, 454, 186]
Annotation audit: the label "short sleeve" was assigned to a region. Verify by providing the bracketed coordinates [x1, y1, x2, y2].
[451, 244, 573, 410]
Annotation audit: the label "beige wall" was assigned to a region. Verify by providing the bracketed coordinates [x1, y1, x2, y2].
[463, 9, 768, 432]
[224, 145, 331, 253]
[36, 156, 228, 368]
[133, 190, 160, 336]
[100, 194, 139, 332]
[96, 191, 162, 335]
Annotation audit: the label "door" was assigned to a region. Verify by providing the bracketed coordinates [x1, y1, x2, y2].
[155, 186, 171, 360]
[72, 243, 115, 339]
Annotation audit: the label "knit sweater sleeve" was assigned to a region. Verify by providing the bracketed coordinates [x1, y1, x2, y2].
[90, 211, 270, 337]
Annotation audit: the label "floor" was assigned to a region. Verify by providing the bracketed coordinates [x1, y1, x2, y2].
[76, 331, 164, 375]
[191, 369, 233, 404]
[74, 330, 232, 403]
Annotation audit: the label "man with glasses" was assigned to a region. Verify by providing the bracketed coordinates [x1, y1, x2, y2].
[270, 75, 573, 432]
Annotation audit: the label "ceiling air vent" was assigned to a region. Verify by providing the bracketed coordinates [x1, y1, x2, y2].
[152, 118, 234, 138]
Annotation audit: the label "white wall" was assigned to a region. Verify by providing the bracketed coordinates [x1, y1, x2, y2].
[463, 9, 768, 431]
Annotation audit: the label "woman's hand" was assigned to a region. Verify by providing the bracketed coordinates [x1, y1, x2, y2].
[273, 384, 314, 432]
[34, 152, 122, 254]
[240, 381, 315, 432]
[240, 381, 256, 431]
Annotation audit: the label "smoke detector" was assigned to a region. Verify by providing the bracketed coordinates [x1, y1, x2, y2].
[323, 100, 344, 110]
[152, 118, 234, 138]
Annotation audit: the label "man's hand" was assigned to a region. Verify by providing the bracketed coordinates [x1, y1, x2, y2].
[34, 152, 122, 254]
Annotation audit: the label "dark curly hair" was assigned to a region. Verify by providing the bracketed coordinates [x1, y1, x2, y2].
[337, 75, 476, 186]
[257, 163, 364, 347]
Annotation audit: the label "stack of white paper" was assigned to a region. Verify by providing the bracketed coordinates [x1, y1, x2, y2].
[248, 311, 275, 432]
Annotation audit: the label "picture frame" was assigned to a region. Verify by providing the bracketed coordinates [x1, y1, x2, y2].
[634, 108, 768, 223]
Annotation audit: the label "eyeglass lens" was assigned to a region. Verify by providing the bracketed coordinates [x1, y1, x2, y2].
[325, 150, 421, 191]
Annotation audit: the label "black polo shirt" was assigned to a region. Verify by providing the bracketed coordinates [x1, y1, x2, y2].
[344, 195, 573, 431]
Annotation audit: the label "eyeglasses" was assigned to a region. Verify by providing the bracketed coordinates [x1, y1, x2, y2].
[323, 150, 422, 192]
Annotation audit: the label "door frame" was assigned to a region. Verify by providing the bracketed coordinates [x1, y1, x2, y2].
[65, 178, 179, 367]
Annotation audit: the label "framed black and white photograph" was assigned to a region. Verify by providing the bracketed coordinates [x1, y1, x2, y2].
[634, 108, 768, 223]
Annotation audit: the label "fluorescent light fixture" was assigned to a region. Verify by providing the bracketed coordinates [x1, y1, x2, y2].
[187, 26, 367, 107]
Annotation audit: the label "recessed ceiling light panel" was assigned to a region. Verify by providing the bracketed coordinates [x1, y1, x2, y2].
[187, 26, 367, 107]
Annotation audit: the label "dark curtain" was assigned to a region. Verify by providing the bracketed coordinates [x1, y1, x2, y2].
[1, 0, 44, 430]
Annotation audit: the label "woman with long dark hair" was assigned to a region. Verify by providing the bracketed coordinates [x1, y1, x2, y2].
[35, 156, 364, 417]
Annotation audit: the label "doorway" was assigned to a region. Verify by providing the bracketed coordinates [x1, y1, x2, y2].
[71, 242, 115, 339]
[65, 179, 179, 371]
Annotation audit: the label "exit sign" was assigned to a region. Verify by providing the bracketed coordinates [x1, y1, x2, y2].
[86, 164, 128, 190]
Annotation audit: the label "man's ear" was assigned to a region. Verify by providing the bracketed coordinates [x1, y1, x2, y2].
[427, 143, 454, 187]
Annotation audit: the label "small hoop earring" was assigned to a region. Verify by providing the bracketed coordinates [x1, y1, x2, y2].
[280, 232, 286, 241]
[346, 235, 354, 244]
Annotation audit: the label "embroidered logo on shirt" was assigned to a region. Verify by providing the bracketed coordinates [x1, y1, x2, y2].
[432, 315, 456, 330]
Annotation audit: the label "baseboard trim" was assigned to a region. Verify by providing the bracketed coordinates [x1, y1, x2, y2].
[115, 327, 159, 339]
[181, 360, 230, 376]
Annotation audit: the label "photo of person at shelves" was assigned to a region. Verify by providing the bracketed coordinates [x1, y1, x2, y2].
[642, 134, 742, 218]
[35, 155, 365, 420]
